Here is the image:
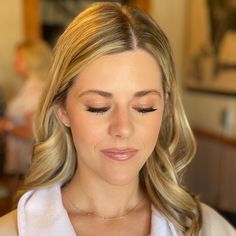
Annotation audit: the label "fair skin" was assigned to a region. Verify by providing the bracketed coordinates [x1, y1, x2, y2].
[0, 49, 165, 235]
[14, 48, 29, 79]
[0, 210, 18, 235]
[59, 49, 165, 235]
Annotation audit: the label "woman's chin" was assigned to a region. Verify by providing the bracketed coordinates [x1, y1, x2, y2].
[100, 171, 139, 187]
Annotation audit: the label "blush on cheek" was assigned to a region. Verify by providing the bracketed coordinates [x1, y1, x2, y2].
[150, 123, 162, 145]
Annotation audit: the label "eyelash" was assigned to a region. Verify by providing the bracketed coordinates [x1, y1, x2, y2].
[87, 107, 109, 114]
[86, 107, 157, 114]
[136, 107, 157, 113]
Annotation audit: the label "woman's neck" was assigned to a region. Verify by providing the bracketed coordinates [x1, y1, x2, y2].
[62, 169, 146, 219]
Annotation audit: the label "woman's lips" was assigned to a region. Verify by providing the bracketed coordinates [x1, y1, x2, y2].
[101, 148, 138, 161]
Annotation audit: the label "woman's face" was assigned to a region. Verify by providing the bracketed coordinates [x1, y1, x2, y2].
[14, 48, 28, 79]
[58, 49, 165, 186]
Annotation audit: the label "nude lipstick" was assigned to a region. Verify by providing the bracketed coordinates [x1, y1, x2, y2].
[101, 148, 138, 161]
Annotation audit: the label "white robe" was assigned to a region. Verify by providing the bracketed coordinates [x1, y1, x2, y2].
[17, 185, 235, 236]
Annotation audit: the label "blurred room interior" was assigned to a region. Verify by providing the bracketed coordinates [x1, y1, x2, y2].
[0, 0, 235, 227]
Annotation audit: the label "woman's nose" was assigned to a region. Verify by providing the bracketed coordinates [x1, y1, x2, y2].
[108, 108, 134, 139]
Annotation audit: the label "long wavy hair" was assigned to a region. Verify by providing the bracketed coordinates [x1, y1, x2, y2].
[19, 2, 202, 235]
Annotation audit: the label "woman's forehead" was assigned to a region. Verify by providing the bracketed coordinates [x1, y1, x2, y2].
[66, 50, 163, 96]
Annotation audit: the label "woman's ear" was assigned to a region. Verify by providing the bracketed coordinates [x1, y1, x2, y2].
[163, 92, 170, 119]
[164, 92, 169, 104]
[56, 106, 70, 127]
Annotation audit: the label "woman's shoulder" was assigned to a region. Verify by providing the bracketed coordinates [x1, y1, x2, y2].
[0, 209, 18, 236]
[200, 203, 236, 235]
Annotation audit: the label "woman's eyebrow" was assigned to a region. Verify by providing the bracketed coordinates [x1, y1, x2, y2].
[79, 90, 113, 98]
[78, 89, 162, 98]
[134, 90, 162, 98]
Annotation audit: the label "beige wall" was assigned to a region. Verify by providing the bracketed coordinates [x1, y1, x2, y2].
[0, 0, 23, 103]
[151, 0, 186, 80]
[151, 0, 236, 139]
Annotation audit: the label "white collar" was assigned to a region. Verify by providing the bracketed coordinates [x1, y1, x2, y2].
[18, 185, 178, 236]
[151, 205, 179, 236]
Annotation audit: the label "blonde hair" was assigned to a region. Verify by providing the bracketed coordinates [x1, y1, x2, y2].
[20, 3, 202, 235]
[16, 40, 52, 79]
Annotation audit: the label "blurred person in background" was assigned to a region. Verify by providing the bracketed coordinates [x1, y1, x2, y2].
[0, 40, 51, 175]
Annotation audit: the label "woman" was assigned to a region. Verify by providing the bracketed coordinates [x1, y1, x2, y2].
[0, 3, 235, 235]
[0, 40, 51, 175]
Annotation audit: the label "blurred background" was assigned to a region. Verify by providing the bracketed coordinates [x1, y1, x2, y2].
[0, 0, 235, 227]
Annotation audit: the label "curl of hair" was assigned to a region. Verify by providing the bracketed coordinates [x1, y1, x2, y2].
[19, 3, 202, 235]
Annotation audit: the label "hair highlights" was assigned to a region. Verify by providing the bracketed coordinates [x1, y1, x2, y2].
[20, 3, 202, 234]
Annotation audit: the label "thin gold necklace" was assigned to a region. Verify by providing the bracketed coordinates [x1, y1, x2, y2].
[65, 191, 145, 220]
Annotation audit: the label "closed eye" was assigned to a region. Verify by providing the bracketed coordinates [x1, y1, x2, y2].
[86, 106, 110, 114]
[135, 107, 157, 113]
